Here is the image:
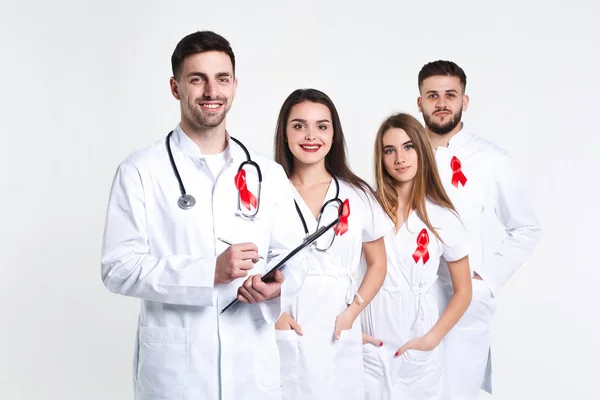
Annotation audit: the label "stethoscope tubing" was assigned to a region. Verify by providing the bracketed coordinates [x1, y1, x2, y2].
[166, 131, 260, 211]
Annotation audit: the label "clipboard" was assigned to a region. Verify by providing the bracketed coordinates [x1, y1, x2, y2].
[220, 217, 340, 314]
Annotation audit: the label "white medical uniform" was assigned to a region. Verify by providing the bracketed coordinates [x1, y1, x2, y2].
[276, 179, 392, 400]
[433, 127, 542, 398]
[362, 199, 471, 400]
[101, 125, 307, 400]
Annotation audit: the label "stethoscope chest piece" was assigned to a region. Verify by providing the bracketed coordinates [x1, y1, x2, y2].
[178, 194, 196, 210]
[166, 131, 260, 214]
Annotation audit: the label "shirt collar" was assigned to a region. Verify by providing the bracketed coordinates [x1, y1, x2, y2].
[172, 124, 246, 164]
[445, 124, 472, 149]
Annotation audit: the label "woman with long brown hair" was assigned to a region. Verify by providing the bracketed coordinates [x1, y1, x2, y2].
[361, 113, 472, 399]
[273, 88, 391, 399]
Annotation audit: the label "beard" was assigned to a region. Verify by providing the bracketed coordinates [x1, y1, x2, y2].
[187, 97, 231, 128]
[424, 109, 462, 135]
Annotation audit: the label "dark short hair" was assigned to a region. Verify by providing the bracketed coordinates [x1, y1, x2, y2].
[171, 31, 235, 78]
[418, 60, 467, 91]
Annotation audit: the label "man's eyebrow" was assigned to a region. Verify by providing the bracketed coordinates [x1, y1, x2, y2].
[186, 72, 208, 79]
[185, 71, 233, 78]
[425, 89, 459, 94]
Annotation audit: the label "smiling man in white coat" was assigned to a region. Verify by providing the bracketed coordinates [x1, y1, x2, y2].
[101, 31, 307, 400]
[417, 60, 542, 399]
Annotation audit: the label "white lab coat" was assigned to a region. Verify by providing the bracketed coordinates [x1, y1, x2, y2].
[433, 127, 542, 398]
[361, 199, 471, 400]
[276, 179, 392, 400]
[101, 125, 307, 400]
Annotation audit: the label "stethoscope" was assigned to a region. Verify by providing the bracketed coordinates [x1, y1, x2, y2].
[294, 176, 343, 251]
[165, 131, 262, 216]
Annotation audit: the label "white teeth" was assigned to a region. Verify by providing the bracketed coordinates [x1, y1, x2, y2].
[203, 104, 220, 109]
[301, 145, 319, 150]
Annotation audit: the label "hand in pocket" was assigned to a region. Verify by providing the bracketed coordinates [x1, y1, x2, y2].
[394, 334, 439, 357]
[334, 308, 356, 340]
[362, 333, 383, 347]
[275, 312, 303, 335]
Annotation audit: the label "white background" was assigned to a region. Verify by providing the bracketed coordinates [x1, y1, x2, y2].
[1, 0, 598, 399]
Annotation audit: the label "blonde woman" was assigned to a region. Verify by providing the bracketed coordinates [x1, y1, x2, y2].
[362, 113, 472, 399]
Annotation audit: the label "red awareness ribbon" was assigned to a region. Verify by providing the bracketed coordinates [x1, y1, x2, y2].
[450, 156, 467, 188]
[412, 228, 430, 264]
[234, 169, 258, 211]
[333, 199, 350, 236]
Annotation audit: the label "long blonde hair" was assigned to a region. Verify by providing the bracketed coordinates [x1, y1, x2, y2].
[373, 113, 455, 241]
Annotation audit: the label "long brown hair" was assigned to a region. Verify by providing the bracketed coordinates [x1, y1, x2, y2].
[274, 88, 372, 193]
[373, 112, 455, 241]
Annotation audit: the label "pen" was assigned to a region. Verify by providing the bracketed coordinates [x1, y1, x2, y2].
[220, 217, 340, 314]
[217, 237, 264, 259]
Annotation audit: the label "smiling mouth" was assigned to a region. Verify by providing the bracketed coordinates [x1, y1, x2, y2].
[300, 144, 321, 152]
[200, 103, 223, 111]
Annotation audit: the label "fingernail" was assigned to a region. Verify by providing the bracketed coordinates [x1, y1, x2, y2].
[379, 341, 384, 347]
[394, 351, 399, 357]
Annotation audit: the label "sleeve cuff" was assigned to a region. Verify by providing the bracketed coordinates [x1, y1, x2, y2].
[258, 252, 307, 323]
[444, 245, 472, 263]
[259, 297, 281, 324]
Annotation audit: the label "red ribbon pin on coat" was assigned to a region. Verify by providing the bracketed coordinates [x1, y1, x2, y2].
[412, 229, 430, 264]
[234, 169, 258, 211]
[333, 199, 350, 236]
[450, 156, 467, 188]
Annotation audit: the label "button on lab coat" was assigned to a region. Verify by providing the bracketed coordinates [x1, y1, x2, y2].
[101, 125, 307, 400]
[276, 179, 392, 400]
[433, 127, 542, 397]
[362, 199, 471, 400]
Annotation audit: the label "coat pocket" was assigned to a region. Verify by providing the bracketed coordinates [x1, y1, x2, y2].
[332, 328, 363, 386]
[137, 327, 187, 400]
[275, 330, 301, 386]
[393, 346, 442, 390]
[472, 278, 493, 297]
[253, 331, 281, 392]
[471, 278, 497, 318]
